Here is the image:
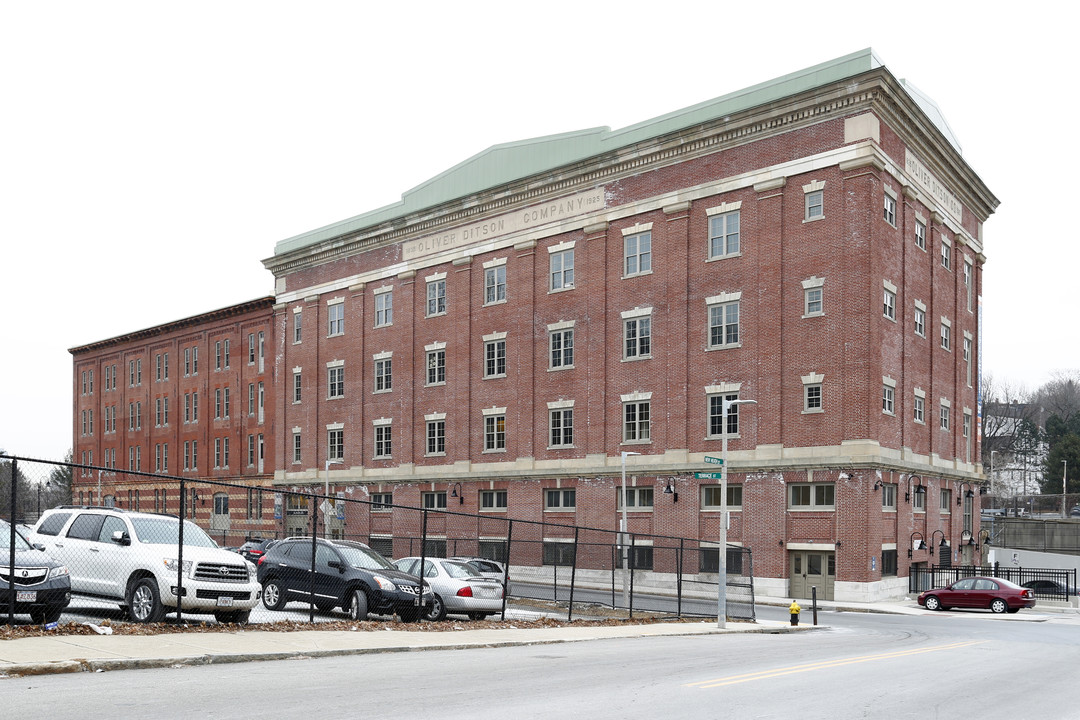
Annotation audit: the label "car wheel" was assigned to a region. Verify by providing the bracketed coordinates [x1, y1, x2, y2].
[214, 610, 251, 624]
[426, 594, 447, 622]
[923, 595, 941, 611]
[467, 612, 489, 621]
[30, 606, 64, 625]
[347, 589, 369, 621]
[990, 598, 1008, 614]
[397, 607, 422, 623]
[262, 579, 287, 610]
[128, 578, 165, 623]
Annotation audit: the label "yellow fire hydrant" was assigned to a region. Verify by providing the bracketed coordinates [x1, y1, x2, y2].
[789, 600, 801, 626]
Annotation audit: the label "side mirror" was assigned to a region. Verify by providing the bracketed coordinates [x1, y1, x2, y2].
[111, 530, 131, 546]
[328, 560, 344, 572]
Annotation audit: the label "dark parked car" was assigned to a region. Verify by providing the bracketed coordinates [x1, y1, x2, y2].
[918, 576, 1036, 613]
[1021, 579, 1077, 599]
[257, 538, 430, 621]
[0, 520, 72, 624]
[237, 538, 277, 564]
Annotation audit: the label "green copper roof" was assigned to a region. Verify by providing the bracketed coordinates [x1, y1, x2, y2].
[274, 49, 884, 256]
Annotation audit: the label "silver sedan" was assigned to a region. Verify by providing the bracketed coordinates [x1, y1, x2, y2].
[393, 557, 504, 621]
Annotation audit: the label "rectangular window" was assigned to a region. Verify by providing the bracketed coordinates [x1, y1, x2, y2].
[941, 489, 952, 512]
[374, 425, 392, 459]
[549, 408, 574, 448]
[192, 392, 198, 422]
[964, 336, 973, 387]
[422, 492, 447, 510]
[371, 493, 393, 511]
[789, 483, 835, 509]
[915, 220, 926, 250]
[328, 366, 345, 399]
[883, 289, 896, 320]
[914, 395, 925, 423]
[708, 393, 741, 437]
[804, 384, 822, 412]
[882, 550, 898, 576]
[805, 190, 823, 219]
[623, 317, 651, 359]
[293, 372, 302, 403]
[708, 210, 740, 259]
[623, 231, 651, 277]
[616, 487, 654, 510]
[215, 341, 222, 371]
[941, 238, 952, 269]
[545, 488, 576, 511]
[248, 333, 256, 364]
[484, 340, 506, 378]
[883, 193, 896, 226]
[374, 358, 391, 392]
[223, 339, 230, 368]
[882, 484, 897, 510]
[480, 490, 508, 511]
[426, 279, 446, 316]
[882, 385, 895, 414]
[543, 541, 576, 567]
[964, 260, 974, 311]
[940, 322, 951, 351]
[248, 434, 255, 467]
[550, 328, 574, 369]
[550, 249, 574, 290]
[328, 303, 345, 336]
[294, 310, 302, 343]
[293, 432, 302, 464]
[702, 485, 742, 509]
[484, 414, 506, 451]
[375, 291, 392, 327]
[708, 301, 740, 348]
[484, 265, 506, 304]
[426, 350, 445, 385]
[623, 401, 651, 442]
[328, 428, 344, 461]
[914, 306, 926, 337]
[192, 348, 198, 375]
[804, 287, 823, 316]
[426, 420, 446, 455]
[223, 437, 230, 468]
[223, 387, 230, 418]
[940, 405, 951, 431]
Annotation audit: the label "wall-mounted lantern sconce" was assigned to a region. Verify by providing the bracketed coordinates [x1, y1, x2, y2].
[778, 540, 785, 547]
[872, 479, 883, 491]
[906, 475, 925, 504]
[449, 482, 464, 504]
[909, 531, 926, 558]
[979, 484, 988, 495]
[929, 529, 947, 556]
[958, 482, 977, 505]
[835, 540, 842, 549]
[663, 479, 678, 502]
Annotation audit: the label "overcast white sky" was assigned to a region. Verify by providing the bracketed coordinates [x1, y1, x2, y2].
[3, 2, 1077, 461]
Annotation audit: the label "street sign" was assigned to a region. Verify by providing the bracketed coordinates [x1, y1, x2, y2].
[703, 456, 724, 466]
[320, 499, 336, 516]
[695, 472, 723, 479]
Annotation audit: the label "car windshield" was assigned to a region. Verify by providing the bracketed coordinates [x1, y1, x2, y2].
[337, 544, 396, 570]
[130, 517, 219, 548]
[0, 525, 32, 552]
[444, 561, 481, 579]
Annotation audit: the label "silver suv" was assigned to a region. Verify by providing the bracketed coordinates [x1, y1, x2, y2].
[31, 507, 260, 623]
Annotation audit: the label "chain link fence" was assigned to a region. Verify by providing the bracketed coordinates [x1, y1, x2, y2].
[2, 455, 755, 626]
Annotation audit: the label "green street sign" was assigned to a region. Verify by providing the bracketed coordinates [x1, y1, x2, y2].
[695, 472, 723, 479]
[703, 456, 724, 465]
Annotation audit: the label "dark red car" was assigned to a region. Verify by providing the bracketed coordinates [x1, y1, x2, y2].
[918, 576, 1036, 614]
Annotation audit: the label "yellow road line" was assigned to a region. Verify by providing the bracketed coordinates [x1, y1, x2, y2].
[686, 640, 987, 688]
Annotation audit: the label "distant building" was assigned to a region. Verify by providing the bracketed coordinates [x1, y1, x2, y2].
[74, 50, 998, 601]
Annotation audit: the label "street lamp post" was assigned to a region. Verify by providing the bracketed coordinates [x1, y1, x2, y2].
[323, 459, 343, 538]
[620, 451, 640, 608]
[1063, 460, 1068, 518]
[719, 398, 756, 629]
[989, 450, 998, 495]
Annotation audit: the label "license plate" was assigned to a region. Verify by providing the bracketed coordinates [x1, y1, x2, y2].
[479, 587, 498, 598]
[216, 596, 234, 607]
[16, 590, 36, 603]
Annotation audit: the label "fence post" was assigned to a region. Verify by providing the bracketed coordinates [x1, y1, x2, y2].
[499, 519, 512, 620]
[6, 458, 16, 623]
[418, 509, 428, 618]
[677, 539, 684, 618]
[629, 534, 635, 620]
[177, 476, 185, 622]
[568, 526, 579, 622]
[309, 497, 317, 623]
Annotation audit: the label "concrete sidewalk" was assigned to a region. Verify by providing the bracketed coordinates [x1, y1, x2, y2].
[0, 619, 807, 678]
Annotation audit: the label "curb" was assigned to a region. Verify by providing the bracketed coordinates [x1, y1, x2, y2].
[0, 623, 821, 678]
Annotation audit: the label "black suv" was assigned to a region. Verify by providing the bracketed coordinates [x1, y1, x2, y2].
[257, 538, 430, 622]
[1, 520, 71, 624]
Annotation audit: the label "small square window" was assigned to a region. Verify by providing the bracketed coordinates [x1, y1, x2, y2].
[804, 384, 822, 412]
[545, 488, 576, 511]
[804, 287, 823, 316]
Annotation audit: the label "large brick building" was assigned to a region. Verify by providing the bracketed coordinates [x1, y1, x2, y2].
[74, 50, 997, 601]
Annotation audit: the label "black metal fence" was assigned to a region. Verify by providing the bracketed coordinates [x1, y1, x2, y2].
[909, 564, 1077, 598]
[3, 455, 755, 625]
